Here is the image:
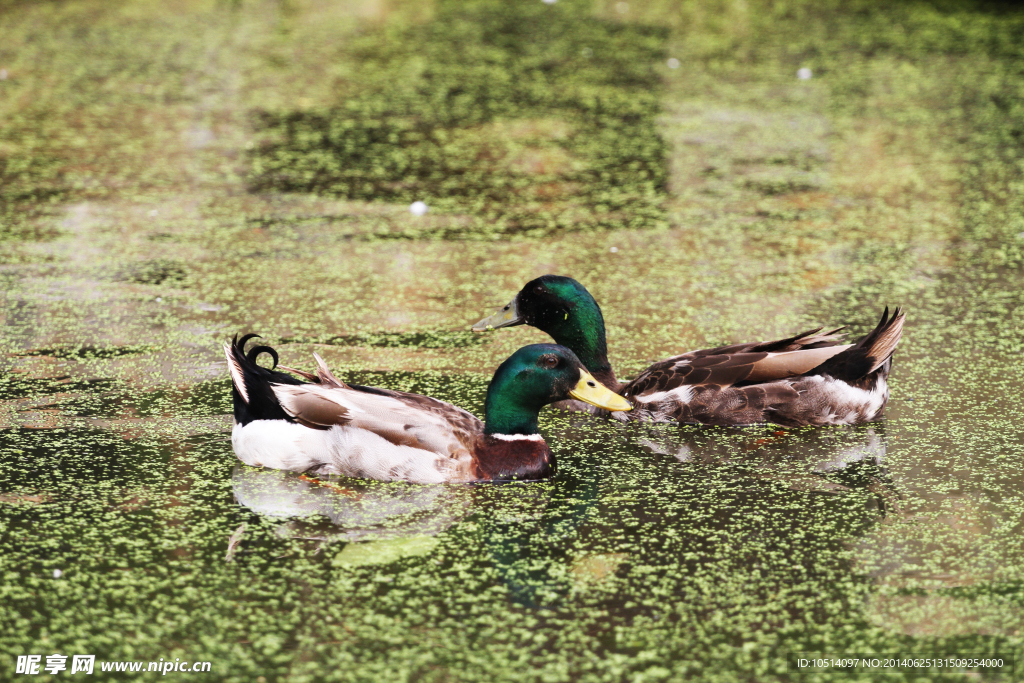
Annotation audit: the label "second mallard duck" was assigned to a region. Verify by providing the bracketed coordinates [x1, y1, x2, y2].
[472, 275, 905, 427]
[225, 334, 630, 483]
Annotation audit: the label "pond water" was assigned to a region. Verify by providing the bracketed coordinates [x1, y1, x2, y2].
[2, 0, 1023, 681]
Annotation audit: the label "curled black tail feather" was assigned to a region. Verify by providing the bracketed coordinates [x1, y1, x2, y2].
[239, 333, 280, 369]
[226, 334, 305, 426]
[247, 345, 279, 368]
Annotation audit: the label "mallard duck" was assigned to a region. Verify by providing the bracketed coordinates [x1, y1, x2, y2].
[224, 334, 631, 483]
[471, 275, 905, 427]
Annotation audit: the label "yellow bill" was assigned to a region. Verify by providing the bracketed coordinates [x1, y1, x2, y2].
[569, 369, 632, 412]
[471, 298, 524, 331]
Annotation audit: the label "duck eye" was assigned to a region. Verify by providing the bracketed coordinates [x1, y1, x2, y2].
[539, 354, 558, 368]
[535, 285, 545, 294]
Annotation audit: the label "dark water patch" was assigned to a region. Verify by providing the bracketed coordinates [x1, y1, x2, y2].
[54, 380, 232, 420]
[741, 169, 826, 195]
[0, 375, 116, 402]
[0, 212, 62, 244]
[0, 149, 69, 219]
[119, 258, 189, 286]
[3, 374, 230, 420]
[245, 213, 361, 229]
[934, 580, 1024, 602]
[283, 329, 488, 350]
[172, 379, 233, 418]
[17, 344, 154, 360]
[248, 0, 668, 238]
[146, 232, 182, 243]
[0, 427, 170, 490]
[754, 207, 830, 221]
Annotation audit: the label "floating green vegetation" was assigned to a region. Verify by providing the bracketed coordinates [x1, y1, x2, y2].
[2, 0, 1024, 681]
[249, 0, 668, 238]
[283, 329, 488, 349]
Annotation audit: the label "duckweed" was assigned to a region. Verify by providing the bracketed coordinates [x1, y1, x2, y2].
[0, 0, 1023, 681]
[248, 0, 669, 238]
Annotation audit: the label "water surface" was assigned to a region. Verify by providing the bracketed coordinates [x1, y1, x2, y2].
[1, 0, 1023, 680]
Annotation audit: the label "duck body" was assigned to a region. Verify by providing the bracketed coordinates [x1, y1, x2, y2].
[472, 275, 905, 428]
[225, 335, 630, 483]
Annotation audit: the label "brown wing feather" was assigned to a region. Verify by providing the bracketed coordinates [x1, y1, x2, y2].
[273, 387, 352, 429]
[273, 379, 481, 459]
[623, 353, 765, 398]
[277, 365, 319, 382]
[349, 384, 482, 454]
[623, 340, 851, 400]
[312, 352, 347, 389]
[742, 345, 852, 383]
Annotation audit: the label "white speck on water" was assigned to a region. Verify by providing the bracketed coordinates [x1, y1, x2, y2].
[581, 47, 593, 57]
[156, 297, 163, 302]
[148, 209, 158, 217]
[667, 58, 680, 69]
[53, 569, 62, 579]
[0, 69, 7, 80]
[610, 247, 619, 253]
[409, 201, 428, 216]
[185, 127, 215, 149]
[615, 2, 628, 13]
[542, 0, 557, 4]
[1016, 232, 1024, 240]
[797, 67, 813, 80]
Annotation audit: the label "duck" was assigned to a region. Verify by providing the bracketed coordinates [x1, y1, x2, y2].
[471, 275, 905, 427]
[224, 334, 631, 483]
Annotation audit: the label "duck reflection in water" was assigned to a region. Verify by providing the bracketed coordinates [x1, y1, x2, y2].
[630, 421, 900, 517]
[231, 464, 479, 543]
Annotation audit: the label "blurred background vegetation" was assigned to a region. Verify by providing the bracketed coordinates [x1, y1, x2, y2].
[3, 1, 1024, 681]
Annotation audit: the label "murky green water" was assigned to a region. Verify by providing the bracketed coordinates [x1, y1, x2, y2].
[2, 0, 1024, 680]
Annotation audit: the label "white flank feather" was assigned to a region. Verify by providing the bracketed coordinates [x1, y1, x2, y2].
[232, 420, 462, 484]
[798, 375, 888, 424]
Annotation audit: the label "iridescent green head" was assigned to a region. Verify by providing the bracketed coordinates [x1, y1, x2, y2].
[472, 275, 613, 381]
[484, 344, 630, 435]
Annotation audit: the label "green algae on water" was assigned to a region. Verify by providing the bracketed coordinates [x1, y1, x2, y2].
[1, 0, 1024, 681]
[248, 0, 669, 239]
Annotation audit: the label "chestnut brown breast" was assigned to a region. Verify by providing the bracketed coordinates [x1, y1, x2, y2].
[471, 435, 554, 482]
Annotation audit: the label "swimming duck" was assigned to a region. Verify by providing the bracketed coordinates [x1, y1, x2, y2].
[225, 334, 631, 483]
[471, 275, 905, 427]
